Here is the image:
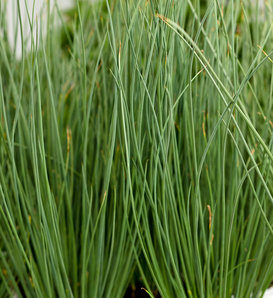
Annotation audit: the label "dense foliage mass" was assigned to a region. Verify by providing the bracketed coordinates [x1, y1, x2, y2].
[0, 0, 273, 297]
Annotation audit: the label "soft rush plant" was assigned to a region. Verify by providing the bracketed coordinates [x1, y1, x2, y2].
[0, 0, 273, 297]
[0, 1, 137, 297]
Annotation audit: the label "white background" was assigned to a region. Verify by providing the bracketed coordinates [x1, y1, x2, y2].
[5, 0, 75, 58]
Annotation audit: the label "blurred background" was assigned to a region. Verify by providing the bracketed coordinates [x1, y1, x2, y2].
[3, 0, 266, 59]
[4, 0, 94, 58]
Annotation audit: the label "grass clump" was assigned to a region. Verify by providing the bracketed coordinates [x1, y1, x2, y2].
[0, 0, 273, 297]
